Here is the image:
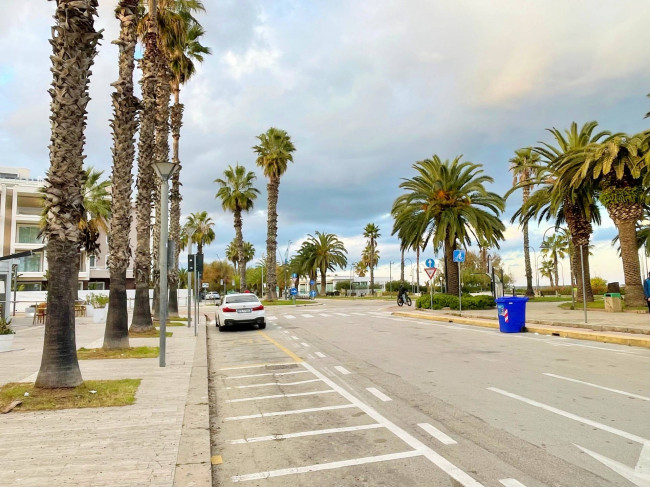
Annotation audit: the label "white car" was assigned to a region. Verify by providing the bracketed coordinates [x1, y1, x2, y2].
[216, 293, 265, 331]
[204, 291, 221, 301]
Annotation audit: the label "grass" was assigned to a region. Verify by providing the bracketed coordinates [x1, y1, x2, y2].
[527, 296, 573, 302]
[167, 316, 187, 321]
[129, 329, 172, 338]
[77, 346, 159, 360]
[559, 300, 647, 311]
[0, 379, 141, 412]
[261, 300, 299, 306]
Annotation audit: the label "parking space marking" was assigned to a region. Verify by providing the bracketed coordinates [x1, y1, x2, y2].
[224, 370, 310, 380]
[418, 423, 457, 445]
[282, 330, 290, 334]
[219, 361, 297, 371]
[225, 379, 322, 390]
[231, 450, 423, 482]
[499, 479, 528, 487]
[352, 312, 366, 316]
[315, 352, 327, 358]
[488, 387, 648, 444]
[226, 390, 336, 403]
[229, 423, 384, 445]
[543, 373, 650, 401]
[334, 366, 351, 375]
[224, 404, 356, 422]
[366, 387, 392, 402]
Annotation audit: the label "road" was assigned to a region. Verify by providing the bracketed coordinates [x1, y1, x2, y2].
[207, 299, 650, 486]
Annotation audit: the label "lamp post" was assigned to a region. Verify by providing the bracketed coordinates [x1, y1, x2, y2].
[350, 263, 355, 296]
[186, 226, 196, 331]
[153, 162, 178, 368]
[405, 258, 413, 293]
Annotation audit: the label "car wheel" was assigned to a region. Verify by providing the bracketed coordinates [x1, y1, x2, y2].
[218, 323, 225, 332]
[258, 322, 266, 330]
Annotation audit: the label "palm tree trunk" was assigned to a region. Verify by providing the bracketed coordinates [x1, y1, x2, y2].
[445, 238, 459, 296]
[320, 268, 327, 296]
[615, 217, 645, 306]
[235, 208, 246, 292]
[416, 246, 420, 293]
[152, 182, 161, 319]
[565, 202, 594, 302]
[266, 177, 279, 300]
[168, 88, 183, 315]
[553, 254, 559, 291]
[369, 240, 375, 295]
[105, 0, 138, 349]
[36, 0, 101, 388]
[400, 248, 405, 281]
[523, 221, 534, 296]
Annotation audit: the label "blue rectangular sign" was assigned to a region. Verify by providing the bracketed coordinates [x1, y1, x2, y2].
[453, 250, 466, 263]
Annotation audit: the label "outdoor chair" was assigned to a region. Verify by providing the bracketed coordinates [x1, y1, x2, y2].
[33, 303, 47, 325]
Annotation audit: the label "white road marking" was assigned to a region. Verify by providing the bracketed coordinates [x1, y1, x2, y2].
[307, 353, 314, 359]
[224, 403, 357, 421]
[282, 330, 290, 334]
[352, 313, 366, 316]
[224, 370, 310, 380]
[418, 423, 457, 445]
[575, 444, 650, 487]
[499, 480, 528, 487]
[334, 366, 351, 375]
[543, 373, 650, 402]
[226, 389, 336, 403]
[285, 315, 296, 319]
[219, 362, 297, 371]
[290, 335, 299, 340]
[231, 451, 422, 482]
[226, 379, 322, 390]
[318, 313, 331, 317]
[334, 312, 349, 316]
[488, 387, 649, 444]
[366, 387, 392, 402]
[301, 314, 314, 318]
[315, 352, 327, 358]
[267, 316, 278, 321]
[229, 423, 384, 444]
[301, 342, 311, 347]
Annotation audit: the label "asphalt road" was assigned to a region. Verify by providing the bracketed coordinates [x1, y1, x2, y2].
[207, 299, 650, 486]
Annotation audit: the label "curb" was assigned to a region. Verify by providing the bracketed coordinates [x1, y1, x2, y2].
[392, 311, 650, 349]
[173, 324, 211, 487]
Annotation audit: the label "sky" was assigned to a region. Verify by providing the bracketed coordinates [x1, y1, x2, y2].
[1, 0, 650, 287]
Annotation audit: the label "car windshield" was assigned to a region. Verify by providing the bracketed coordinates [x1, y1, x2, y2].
[226, 295, 260, 304]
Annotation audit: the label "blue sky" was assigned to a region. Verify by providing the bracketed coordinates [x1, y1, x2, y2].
[1, 0, 649, 286]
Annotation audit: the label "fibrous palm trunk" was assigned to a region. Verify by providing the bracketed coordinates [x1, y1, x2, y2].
[522, 184, 535, 297]
[369, 241, 375, 295]
[445, 237, 459, 296]
[564, 201, 594, 302]
[130, 26, 158, 332]
[36, 0, 101, 388]
[416, 246, 420, 292]
[234, 207, 246, 292]
[320, 267, 326, 295]
[104, 0, 139, 349]
[265, 176, 279, 300]
[168, 88, 183, 315]
[553, 253, 559, 291]
[608, 201, 645, 306]
[152, 183, 160, 319]
[400, 248, 405, 281]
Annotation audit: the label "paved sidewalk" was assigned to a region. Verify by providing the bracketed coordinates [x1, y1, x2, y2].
[0, 313, 210, 487]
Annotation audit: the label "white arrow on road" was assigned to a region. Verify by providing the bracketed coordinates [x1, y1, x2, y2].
[575, 443, 650, 487]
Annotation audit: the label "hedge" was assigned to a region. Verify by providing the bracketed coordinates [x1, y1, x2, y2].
[416, 293, 495, 310]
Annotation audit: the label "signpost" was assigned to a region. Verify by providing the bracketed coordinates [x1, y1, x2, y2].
[453, 250, 466, 314]
[425, 267, 437, 310]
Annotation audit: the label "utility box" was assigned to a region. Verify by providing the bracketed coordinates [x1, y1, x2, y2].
[604, 292, 622, 312]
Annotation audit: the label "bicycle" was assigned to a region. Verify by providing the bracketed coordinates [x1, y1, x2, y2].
[397, 294, 412, 307]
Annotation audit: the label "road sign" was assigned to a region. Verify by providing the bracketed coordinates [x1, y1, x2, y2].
[290, 287, 297, 296]
[425, 258, 435, 268]
[453, 250, 466, 263]
[291, 273, 298, 279]
[309, 290, 317, 298]
[202, 283, 208, 288]
[425, 267, 437, 279]
[309, 280, 315, 285]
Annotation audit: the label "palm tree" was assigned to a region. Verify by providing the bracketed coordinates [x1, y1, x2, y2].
[291, 241, 318, 287]
[184, 211, 215, 257]
[104, 0, 140, 349]
[540, 233, 568, 290]
[305, 232, 348, 295]
[253, 127, 296, 300]
[509, 148, 539, 297]
[361, 244, 380, 291]
[363, 223, 380, 294]
[354, 261, 368, 277]
[539, 260, 555, 289]
[215, 164, 260, 291]
[560, 133, 649, 306]
[36, 0, 102, 389]
[225, 240, 238, 270]
[393, 156, 505, 296]
[79, 167, 111, 255]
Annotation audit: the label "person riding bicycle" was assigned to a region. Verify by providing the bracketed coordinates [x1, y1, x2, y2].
[397, 283, 407, 303]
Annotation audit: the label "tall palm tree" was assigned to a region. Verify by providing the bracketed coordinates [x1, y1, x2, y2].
[215, 164, 260, 291]
[305, 232, 348, 295]
[361, 243, 380, 291]
[36, 0, 102, 389]
[184, 211, 215, 256]
[79, 167, 111, 256]
[509, 148, 539, 297]
[539, 260, 555, 288]
[560, 133, 649, 306]
[363, 223, 380, 294]
[393, 156, 505, 296]
[104, 0, 140, 349]
[354, 261, 368, 277]
[291, 241, 318, 287]
[225, 240, 238, 270]
[540, 233, 568, 290]
[253, 127, 296, 300]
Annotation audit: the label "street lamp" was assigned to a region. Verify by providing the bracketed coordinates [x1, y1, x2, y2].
[405, 258, 414, 293]
[153, 161, 178, 368]
[350, 263, 355, 296]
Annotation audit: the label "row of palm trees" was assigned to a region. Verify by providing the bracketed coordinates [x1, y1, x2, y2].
[37, 0, 209, 388]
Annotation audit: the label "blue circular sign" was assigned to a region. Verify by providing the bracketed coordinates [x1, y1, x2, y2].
[290, 287, 298, 295]
[425, 258, 435, 268]
[309, 280, 315, 285]
[309, 290, 317, 297]
[291, 273, 298, 279]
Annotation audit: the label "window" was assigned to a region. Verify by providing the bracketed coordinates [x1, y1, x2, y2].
[17, 226, 42, 244]
[88, 282, 105, 290]
[89, 255, 96, 268]
[18, 252, 42, 273]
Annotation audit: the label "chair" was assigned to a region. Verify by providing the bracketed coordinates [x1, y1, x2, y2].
[33, 303, 47, 324]
[75, 303, 87, 317]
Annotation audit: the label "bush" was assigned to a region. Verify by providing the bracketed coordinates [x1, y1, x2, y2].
[416, 293, 495, 310]
[590, 277, 607, 295]
[0, 316, 14, 335]
[87, 293, 109, 309]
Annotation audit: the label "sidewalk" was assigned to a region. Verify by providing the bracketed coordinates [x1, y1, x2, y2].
[392, 300, 650, 348]
[0, 312, 210, 487]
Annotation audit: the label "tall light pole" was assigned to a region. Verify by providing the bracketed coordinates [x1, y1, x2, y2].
[405, 258, 413, 293]
[350, 263, 355, 296]
[153, 162, 178, 368]
[186, 226, 196, 331]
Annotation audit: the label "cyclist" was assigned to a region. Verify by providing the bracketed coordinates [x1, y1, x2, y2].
[397, 283, 407, 304]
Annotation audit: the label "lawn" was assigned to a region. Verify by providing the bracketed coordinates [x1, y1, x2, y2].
[77, 346, 159, 360]
[130, 329, 172, 338]
[0, 379, 141, 412]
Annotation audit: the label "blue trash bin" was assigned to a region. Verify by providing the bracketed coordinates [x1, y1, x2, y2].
[495, 296, 528, 333]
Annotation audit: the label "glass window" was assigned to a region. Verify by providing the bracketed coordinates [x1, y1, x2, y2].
[17, 226, 42, 244]
[225, 295, 260, 304]
[88, 282, 105, 290]
[18, 253, 42, 272]
[89, 255, 96, 268]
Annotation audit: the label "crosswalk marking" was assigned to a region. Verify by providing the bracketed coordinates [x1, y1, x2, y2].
[285, 315, 296, 319]
[267, 316, 278, 321]
[315, 352, 327, 358]
[301, 314, 314, 318]
[334, 312, 349, 316]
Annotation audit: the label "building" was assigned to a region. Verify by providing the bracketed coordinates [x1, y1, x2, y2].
[0, 167, 136, 291]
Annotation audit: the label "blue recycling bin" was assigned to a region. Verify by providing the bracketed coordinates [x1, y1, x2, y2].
[495, 296, 528, 333]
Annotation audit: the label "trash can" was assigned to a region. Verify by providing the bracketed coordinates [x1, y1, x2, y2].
[495, 296, 528, 333]
[604, 292, 622, 312]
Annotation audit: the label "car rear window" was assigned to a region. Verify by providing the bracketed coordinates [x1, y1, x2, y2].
[226, 295, 260, 304]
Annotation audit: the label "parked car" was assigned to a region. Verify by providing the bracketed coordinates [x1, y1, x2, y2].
[204, 291, 221, 301]
[216, 293, 265, 331]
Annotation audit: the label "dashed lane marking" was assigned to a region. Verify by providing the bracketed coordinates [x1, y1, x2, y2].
[300, 342, 311, 347]
[291, 335, 299, 340]
[285, 315, 296, 319]
[334, 312, 350, 316]
[543, 373, 650, 401]
[334, 366, 351, 375]
[301, 314, 314, 318]
[318, 313, 331, 317]
[315, 352, 327, 358]
[366, 387, 392, 402]
[226, 390, 336, 403]
[418, 423, 457, 445]
[267, 316, 278, 321]
[229, 423, 384, 444]
[224, 404, 356, 422]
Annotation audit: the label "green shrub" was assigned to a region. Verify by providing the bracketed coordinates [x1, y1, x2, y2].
[416, 293, 495, 310]
[0, 316, 14, 335]
[87, 293, 109, 309]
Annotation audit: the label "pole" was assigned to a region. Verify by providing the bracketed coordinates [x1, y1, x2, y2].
[12, 264, 17, 316]
[430, 278, 433, 310]
[580, 244, 587, 323]
[194, 267, 199, 330]
[159, 179, 169, 368]
[389, 261, 392, 294]
[187, 242, 192, 329]
[458, 261, 462, 315]
[261, 263, 264, 297]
